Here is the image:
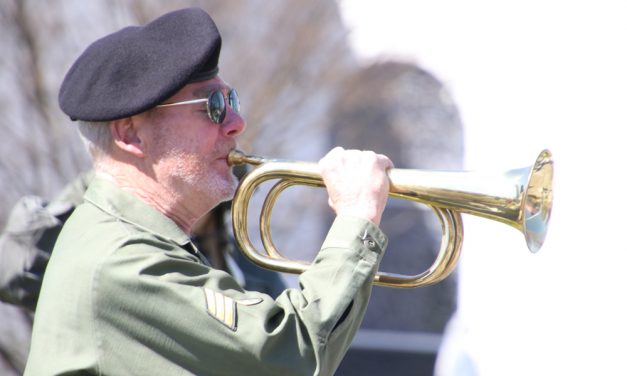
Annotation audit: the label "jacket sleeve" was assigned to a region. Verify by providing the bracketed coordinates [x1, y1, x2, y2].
[94, 216, 387, 376]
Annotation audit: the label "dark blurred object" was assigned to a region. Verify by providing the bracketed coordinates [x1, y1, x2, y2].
[338, 329, 441, 375]
[0, 173, 91, 310]
[329, 61, 464, 335]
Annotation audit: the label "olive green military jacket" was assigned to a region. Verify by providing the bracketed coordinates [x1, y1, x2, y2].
[25, 177, 387, 376]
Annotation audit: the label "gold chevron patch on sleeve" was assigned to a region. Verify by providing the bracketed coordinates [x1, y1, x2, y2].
[203, 288, 237, 331]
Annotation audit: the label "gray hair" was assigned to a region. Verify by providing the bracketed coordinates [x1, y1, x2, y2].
[76, 120, 112, 161]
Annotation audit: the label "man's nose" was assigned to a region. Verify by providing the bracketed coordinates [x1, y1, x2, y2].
[221, 109, 246, 137]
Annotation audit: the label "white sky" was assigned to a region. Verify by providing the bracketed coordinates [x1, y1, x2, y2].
[340, 1, 627, 375]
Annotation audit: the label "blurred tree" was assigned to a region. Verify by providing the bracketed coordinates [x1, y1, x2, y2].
[0, 0, 355, 227]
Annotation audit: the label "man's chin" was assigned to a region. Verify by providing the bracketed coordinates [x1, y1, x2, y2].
[214, 175, 239, 201]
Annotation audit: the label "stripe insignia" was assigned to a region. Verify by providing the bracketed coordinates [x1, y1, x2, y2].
[203, 288, 237, 331]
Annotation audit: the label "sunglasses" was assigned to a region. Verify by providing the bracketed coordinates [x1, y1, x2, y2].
[157, 88, 240, 124]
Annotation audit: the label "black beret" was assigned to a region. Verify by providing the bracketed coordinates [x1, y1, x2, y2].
[59, 8, 222, 122]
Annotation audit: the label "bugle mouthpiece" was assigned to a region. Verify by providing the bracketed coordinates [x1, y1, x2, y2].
[227, 150, 265, 166]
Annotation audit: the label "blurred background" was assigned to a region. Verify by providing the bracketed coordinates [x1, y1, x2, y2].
[1, 0, 625, 375]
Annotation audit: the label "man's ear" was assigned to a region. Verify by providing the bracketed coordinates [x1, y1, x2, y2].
[109, 117, 144, 158]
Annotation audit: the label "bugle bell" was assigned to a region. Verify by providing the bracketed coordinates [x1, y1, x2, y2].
[227, 149, 553, 288]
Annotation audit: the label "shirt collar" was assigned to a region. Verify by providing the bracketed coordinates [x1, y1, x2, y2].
[83, 177, 192, 246]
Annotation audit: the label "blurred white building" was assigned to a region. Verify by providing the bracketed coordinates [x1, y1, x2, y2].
[340, 1, 627, 375]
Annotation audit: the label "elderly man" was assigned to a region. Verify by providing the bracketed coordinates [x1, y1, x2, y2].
[26, 8, 392, 376]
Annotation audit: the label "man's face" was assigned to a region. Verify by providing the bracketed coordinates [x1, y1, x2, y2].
[144, 76, 246, 208]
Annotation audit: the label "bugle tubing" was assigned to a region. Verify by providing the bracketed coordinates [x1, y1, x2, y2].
[227, 149, 553, 288]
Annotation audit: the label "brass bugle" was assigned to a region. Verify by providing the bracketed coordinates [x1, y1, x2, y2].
[228, 149, 553, 288]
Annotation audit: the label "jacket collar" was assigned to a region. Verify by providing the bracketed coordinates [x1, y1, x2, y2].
[83, 176, 192, 247]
